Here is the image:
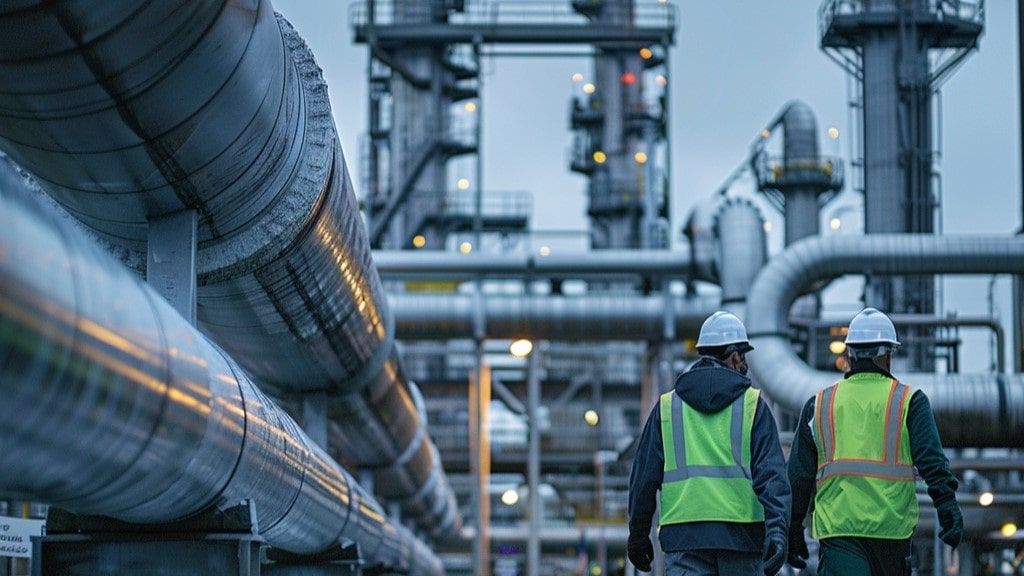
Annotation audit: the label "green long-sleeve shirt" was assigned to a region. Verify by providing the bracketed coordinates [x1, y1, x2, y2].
[788, 370, 959, 534]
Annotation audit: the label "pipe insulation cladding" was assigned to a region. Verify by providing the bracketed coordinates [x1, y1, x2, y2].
[0, 182, 442, 576]
[0, 1, 457, 534]
[390, 293, 719, 341]
[745, 234, 1024, 447]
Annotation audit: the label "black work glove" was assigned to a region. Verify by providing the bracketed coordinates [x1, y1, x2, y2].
[762, 529, 787, 575]
[787, 528, 809, 569]
[627, 533, 654, 572]
[937, 500, 964, 549]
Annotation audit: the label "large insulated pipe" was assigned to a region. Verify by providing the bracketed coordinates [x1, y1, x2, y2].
[0, 1, 456, 533]
[390, 293, 718, 340]
[745, 234, 1024, 447]
[372, 249, 703, 280]
[0, 182, 441, 576]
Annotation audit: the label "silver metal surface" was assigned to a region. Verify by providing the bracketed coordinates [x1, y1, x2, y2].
[0, 182, 441, 575]
[683, 198, 722, 283]
[147, 210, 199, 324]
[527, 349, 542, 576]
[372, 249, 700, 280]
[780, 101, 824, 245]
[0, 0, 458, 535]
[390, 293, 718, 340]
[714, 197, 767, 312]
[745, 234, 1024, 446]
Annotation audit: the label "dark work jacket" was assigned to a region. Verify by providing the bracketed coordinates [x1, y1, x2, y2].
[627, 357, 792, 552]
[788, 367, 960, 539]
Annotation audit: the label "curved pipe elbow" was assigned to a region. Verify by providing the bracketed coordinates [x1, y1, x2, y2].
[746, 234, 1024, 447]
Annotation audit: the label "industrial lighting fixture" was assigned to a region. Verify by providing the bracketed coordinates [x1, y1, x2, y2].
[538, 245, 551, 257]
[456, 178, 470, 190]
[655, 74, 668, 87]
[620, 72, 637, 85]
[459, 241, 473, 255]
[572, 72, 584, 83]
[829, 340, 847, 355]
[830, 217, 842, 231]
[412, 235, 427, 249]
[501, 489, 520, 506]
[828, 127, 840, 139]
[583, 83, 596, 94]
[584, 409, 600, 426]
[1001, 522, 1018, 537]
[592, 150, 607, 164]
[760, 129, 771, 138]
[509, 339, 533, 358]
[979, 492, 994, 507]
[639, 47, 653, 60]
[464, 101, 477, 113]
[763, 221, 773, 233]
[634, 151, 648, 164]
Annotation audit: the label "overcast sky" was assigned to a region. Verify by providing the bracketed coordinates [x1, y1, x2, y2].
[274, 0, 1021, 372]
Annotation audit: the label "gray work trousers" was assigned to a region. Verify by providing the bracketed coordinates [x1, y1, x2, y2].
[664, 549, 763, 575]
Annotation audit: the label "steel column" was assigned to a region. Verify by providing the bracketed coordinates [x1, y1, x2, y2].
[146, 210, 198, 325]
[526, 347, 542, 576]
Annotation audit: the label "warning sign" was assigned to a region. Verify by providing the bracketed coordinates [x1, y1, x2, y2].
[0, 516, 44, 558]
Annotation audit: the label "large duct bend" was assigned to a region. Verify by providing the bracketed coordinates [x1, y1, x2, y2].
[745, 234, 1024, 447]
[0, 1, 458, 535]
[780, 100, 819, 164]
[0, 181, 441, 575]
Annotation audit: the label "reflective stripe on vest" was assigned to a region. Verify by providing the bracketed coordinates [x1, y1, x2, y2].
[815, 379, 915, 484]
[811, 375, 918, 539]
[659, 387, 764, 526]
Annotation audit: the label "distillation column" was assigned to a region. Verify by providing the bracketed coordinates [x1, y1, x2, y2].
[576, 0, 668, 250]
[820, 0, 983, 368]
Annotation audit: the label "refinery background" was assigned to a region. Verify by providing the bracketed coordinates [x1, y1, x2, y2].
[0, 1, 1022, 576]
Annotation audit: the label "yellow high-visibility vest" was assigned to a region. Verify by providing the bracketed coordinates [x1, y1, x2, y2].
[812, 373, 918, 539]
[658, 388, 764, 526]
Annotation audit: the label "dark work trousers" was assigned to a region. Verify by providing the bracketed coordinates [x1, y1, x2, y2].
[818, 537, 912, 576]
[664, 549, 762, 575]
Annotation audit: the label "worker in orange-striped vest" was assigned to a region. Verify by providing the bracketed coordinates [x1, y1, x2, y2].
[787, 308, 963, 575]
[628, 311, 791, 575]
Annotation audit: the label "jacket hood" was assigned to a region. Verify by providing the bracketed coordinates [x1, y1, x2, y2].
[673, 357, 751, 413]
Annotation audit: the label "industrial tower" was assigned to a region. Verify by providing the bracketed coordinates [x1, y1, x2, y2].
[820, 0, 983, 368]
[568, 0, 672, 250]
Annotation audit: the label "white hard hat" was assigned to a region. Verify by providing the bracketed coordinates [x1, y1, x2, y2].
[845, 307, 900, 347]
[696, 311, 753, 352]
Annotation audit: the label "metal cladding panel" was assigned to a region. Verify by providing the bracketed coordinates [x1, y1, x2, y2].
[0, 0, 459, 537]
[781, 101, 819, 164]
[0, 180, 451, 571]
[0, 0, 297, 248]
[745, 234, 1024, 447]
[389, 293, 717, 341]
[714, 198, 767, 306]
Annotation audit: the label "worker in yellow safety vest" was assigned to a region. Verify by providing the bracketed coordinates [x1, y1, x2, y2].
[787, 308, 964, 575]
[628, 311, 791, 575]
